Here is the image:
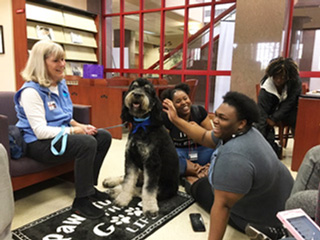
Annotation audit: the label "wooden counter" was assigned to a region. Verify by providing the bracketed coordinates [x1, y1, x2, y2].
[291, 95, 320, 171]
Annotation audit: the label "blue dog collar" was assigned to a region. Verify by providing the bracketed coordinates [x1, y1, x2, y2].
[133, 116, 150, 122]
[132, 116, 151, 134]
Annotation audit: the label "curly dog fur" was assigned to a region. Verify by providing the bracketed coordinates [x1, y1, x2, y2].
[103, 78, 179, 217]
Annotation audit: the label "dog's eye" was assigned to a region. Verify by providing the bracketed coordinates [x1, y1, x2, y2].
[144, 85, 152, 91]
[131, 82, 139, 89]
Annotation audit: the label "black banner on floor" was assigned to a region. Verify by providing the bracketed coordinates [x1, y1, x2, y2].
[12, 191, 194, 240]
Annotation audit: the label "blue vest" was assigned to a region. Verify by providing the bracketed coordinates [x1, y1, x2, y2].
[14, 80, 73, 143]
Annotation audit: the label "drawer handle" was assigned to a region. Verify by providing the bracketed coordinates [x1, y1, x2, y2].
[71, 92, 78, 96]
[101, 94, 108, 99]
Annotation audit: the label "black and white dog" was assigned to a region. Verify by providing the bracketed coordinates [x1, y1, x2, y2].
[103, 78, 179, 217]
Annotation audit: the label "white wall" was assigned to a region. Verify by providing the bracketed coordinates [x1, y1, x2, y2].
[213, 21, 235, 111]
[0, 0, 16, 91]
[310, 30, 320, 91]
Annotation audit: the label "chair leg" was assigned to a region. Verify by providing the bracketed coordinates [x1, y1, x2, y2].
[278, 125, 284, 148]
[283, 126, 289, 148]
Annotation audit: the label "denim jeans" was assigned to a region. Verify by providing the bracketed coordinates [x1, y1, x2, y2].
[176, 146, 214, 175]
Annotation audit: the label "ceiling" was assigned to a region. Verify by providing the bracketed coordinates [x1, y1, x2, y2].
[293, 6, 320, 29]
[293, 0, 320, 29]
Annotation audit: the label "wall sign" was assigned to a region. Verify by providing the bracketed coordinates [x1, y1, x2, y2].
[0, 26, 4, 54]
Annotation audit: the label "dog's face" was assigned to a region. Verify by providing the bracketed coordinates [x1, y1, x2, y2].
[122, 78, 160, 119]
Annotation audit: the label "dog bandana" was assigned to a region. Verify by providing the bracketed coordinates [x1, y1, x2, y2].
[132, 116, 151, 134]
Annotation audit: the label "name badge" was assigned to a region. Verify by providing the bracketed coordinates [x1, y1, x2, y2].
[189, 151, 198, 162]
[48, 101, 57, 110]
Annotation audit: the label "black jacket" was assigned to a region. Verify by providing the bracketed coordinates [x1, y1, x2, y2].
[257, 76, 302, 130]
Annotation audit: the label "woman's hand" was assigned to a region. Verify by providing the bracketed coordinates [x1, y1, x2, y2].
[162, 99, 178, 123]
[266, 118, 276, 127]
[73, 124, 97, 135]
[83, 124, 97, 135]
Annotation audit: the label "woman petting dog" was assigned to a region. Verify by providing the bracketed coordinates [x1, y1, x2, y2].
[15, 40, 112, 219]
[163, 91, 294, 240]
[160, 83, 214, 187]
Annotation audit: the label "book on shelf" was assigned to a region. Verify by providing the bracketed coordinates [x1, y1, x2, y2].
[36, 25, 55, 41]
[70, 32, 83, 44]
[70, 62, 83, 77]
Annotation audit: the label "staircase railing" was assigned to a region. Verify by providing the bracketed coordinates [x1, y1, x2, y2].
[148, 3, 236, 70]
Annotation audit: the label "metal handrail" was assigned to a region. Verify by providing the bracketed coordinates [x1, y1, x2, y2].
[148, 3, 236, 70]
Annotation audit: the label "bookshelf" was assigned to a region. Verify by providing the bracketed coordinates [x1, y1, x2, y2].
[12, 0, 99, 89]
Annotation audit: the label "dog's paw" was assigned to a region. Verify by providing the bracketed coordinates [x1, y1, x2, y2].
[142, 199, 159, 218]
[102, 176, 124, 188]
[104, 185, 122, 199]
[144, 209, 158, 218]
[114, 191, 133, 207]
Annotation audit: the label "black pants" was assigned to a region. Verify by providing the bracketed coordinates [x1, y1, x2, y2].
[256, 108, 297, 155]
[190, 177, 246, 233]
[27, 129, 112, 198]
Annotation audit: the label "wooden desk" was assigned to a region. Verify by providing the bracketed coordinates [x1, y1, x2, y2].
[68, 82, 125, 139]
[291, 96, 320, 171]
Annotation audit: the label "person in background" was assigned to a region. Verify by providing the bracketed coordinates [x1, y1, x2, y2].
[286, 145, 320, 219]
[0, 144, 14, 240]
[15, 40, 112, 219]
[163, 91, 293, 240]
[246, 145, 320, 240]
[160, 83, 214, 186]
[255, 57, 301, 158]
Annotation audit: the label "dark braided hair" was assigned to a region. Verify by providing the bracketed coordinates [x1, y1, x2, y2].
[160, 83, 190, 101]
[261, 57, 300, 93]
[222, 91, 259, 127]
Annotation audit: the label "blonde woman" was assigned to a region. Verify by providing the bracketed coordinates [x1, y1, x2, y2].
[15, 40, 112, 219]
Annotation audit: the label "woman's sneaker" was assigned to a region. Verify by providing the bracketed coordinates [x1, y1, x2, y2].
[245, 223, 288, 240]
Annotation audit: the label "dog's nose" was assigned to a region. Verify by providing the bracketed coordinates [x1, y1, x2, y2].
[133, 92, 143, 98]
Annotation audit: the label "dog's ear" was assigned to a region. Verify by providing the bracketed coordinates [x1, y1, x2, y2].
[121, 105, 133, 123]
[150, 96, 163, 125]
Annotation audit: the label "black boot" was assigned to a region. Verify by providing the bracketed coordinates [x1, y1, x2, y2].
[72, 197, 105, 219]
[271, 142, 283, 159]
[89, 188, 109, 201]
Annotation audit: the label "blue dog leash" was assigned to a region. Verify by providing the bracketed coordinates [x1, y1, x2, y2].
[51, 125, 68, 156]
[50, 121, 130, 156]
[102, 122, 127, 130]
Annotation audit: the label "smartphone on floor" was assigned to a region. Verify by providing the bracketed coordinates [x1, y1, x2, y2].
[189, 213, 206, 232]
